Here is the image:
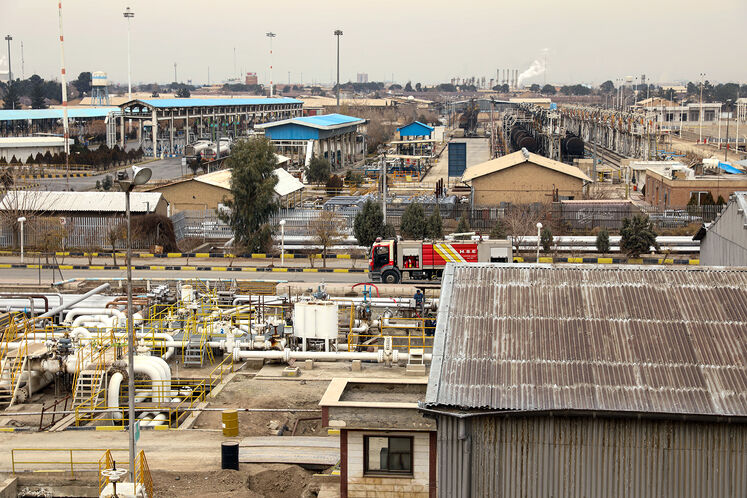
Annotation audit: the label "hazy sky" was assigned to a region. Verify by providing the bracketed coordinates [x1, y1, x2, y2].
[1, 0, 746, 88]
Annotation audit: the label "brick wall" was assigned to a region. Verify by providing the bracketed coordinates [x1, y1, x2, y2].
[346, 431, 431, 497]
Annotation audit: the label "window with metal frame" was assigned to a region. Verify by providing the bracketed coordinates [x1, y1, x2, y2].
[363, 435, 413, 476]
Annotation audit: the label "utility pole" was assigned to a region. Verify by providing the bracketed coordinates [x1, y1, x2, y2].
[266, 32, 276, 97]
[123, 7, 134, 101]
[334, 29, 343, 109]
[57, 4, 70, 189]
[699, 72, 705, 144]
[20, 41, 24, 80]
[725, 99, 732, 162]
[4, 35, 12, 93]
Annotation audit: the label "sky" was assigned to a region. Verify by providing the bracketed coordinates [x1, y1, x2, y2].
[1, 0, 746, 88]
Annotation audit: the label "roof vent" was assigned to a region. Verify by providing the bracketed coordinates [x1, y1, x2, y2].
[521, 148, 530, 160]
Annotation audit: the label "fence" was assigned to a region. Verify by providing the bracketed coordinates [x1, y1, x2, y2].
[171, 209, 232, 242]
[0, 215, 157, 250]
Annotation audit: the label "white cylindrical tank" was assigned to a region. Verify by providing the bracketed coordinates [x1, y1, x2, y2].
[181, 285, 194, 303]
[314, 302, 338, 340]
[92, 71, 108, 87]
[293, 301, 338, 340]
[293, 302, 306, 338]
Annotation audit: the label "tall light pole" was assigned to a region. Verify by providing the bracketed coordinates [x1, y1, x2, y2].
[536, 222, 542, 263]
[279, 219, 286, 267]
[57, 2, 70, 188]
[118, 165, 152, 484]
[123, 7, 134, 101]
[266, 32, 276, 97]
[699, 72, 706, 144]
[725, 99, 732, 162]
[4, 35, 11, 84]
[334, 30, 343, 109]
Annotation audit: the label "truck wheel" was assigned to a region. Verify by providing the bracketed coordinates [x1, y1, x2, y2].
[382, 270, 400, 284]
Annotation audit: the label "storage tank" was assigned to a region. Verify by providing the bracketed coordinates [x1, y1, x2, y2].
[92, 71, 108, 87]
[293, 301, 338, 340]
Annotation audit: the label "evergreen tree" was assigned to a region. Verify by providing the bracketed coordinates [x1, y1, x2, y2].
[353, 200, 387, 247]
[540, 226, 553, 253]
[595, 228, 610, 254]
[490, 220, 507, 239]
[426, 206, 444, 239]
[620, 215, 659, 258]
[400, 203, 427, 239]
[455, 215, 471, 240]
[31, 82, 47, 109]
[2, 83, 21, 110]
[219, 137, 279, 253]
[306, 156, 331, 184]
[716, 195, 727, 205]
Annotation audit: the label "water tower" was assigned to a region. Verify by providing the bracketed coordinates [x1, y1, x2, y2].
[91, 71, 110, 105]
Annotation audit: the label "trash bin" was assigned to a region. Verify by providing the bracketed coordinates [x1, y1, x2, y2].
[221, 441, 239, 470]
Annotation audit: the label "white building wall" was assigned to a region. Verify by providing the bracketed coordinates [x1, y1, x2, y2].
[346, 430, 431, 497]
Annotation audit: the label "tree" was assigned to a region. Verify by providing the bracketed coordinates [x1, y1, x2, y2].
[415, 82, 422, 92]
[325, 174, 344, 194]
[540, 84, 556, 95]
[72, 72, 92, 95]
[404, 82, 413, 92]
[529, 83, 540, 93]
[219, 137, 279, 253]
[31, 82, 47, 109]
[102, 175, 113, 191]
[701, 192, 715, 206]
[490, 220, 507, 239]
[383, 224, 396, 239]
[620, 215, 659, 258]
[426, 206, 444, 239]
[455, 215, 471, 240]
[306, 156, 331, 184]
[400, 203, 427, 239]
[503, 204, 546, 254]
[2, 83, 20, 110]
[389, 83, 402, 91]
[600, 80, 615, 93]
[596, 228, 610, 254]
[716, 195, 727, 205]
[344, 170, 364, 187]
[540, 226, 553, 253]
[353, 200, 387, 247]
[311, 210, 344, 268]
[106, 222, 126, 265]
[176, 87, 191, 98]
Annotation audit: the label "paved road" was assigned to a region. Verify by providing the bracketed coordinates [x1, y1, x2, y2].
[2, 266, 371, 285]
[35, 157, 186, 191]
[422, 137, 490, 187]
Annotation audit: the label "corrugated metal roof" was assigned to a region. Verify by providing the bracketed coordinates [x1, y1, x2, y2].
[0, 191, 163, 213]
[462, 149, 591, 182]
[0, 137, 74, 147]
[256, 113, 365, 130]
[0, 107, 120, 122]
[131, 97, 301, 109]
[191, 166, 303, 197]
[425, 264, 747, 418]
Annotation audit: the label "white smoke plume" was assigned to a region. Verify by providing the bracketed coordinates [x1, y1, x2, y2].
[517, 59, 546, 87]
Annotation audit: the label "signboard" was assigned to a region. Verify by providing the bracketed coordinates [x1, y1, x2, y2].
[181, 158, 187, 167]
[134, 420, 141, 442]
[447, 142, 467, 177]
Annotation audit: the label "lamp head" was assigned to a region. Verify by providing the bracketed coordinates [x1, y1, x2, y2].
[132, 166, 152, 186]
[536, 222, 543, 229]
[17, 216, 26, 223]
[279, 219, 286, 226]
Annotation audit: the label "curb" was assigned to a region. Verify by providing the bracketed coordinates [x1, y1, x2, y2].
[0, 250, 365, 260]
[2, 263, 368, 273]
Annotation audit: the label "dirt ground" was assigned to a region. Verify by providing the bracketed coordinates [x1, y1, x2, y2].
[153, 464, 319, 498]
[193, 375, 328, 437]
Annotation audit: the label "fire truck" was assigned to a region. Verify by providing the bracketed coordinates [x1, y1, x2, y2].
[369, 238, 513, 283]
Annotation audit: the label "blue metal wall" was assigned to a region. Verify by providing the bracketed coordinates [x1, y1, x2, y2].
[264, 124, 319, 141]
[448, 142, 467, 177]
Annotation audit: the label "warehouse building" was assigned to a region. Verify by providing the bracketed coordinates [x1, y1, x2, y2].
[462, 148, 591, 206]
[694, 191, 747, 265]
[0, 136, 75, 163]
[423, 264, 747, 498]
[644, 168, 747, 208]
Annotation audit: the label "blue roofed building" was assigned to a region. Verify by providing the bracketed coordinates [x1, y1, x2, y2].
[397, 121, 434, 140]
[255, 113, 366, 169]
[0, 107, 121, 146]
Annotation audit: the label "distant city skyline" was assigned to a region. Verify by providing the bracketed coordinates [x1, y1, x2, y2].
[1, 0, 745, 88]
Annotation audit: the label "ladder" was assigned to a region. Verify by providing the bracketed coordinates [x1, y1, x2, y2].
[72, 370, 106, 416]
[0, 353, 27, 409]
[183, 340, 204, 368]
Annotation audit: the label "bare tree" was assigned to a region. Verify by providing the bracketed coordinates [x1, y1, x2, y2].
[310, 210, 344, 268]
[0, 186, 53, 251]
[106, 221, 126, 265]
[502, 204, 548, 255]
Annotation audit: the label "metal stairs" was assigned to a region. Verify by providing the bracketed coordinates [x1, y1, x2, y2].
[72, 369, 106, 411]
[183, 340, 204, 368]
[0, 353, 26, 409]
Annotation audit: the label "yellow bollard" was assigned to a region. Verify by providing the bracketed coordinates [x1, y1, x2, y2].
[222, 409, 239, 437]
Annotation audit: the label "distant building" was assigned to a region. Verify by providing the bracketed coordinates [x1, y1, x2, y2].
[245, 72, 258, 85]
[0, 137, 74, 163]
[356, 73, 369, 83]
[644, 169, 747, 208]
[424, 263, 747, 497]
[694, 191, 747, 265]
[462, 149, 591, 207]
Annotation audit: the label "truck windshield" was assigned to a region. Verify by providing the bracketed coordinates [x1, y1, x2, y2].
[372, 245, 390, 270]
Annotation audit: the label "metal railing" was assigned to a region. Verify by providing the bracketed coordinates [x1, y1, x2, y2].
[11, 447, 128, 478]
[135, 450, 154, 498]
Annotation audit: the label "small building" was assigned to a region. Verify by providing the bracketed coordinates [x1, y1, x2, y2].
[694, 191, 747, 265]
[462, 149, 591, 207]
[148, 166, 303, 214]
[644, 168, 747, 208]
[0, 137, 75, 163]
[397, 121, 434, 141]
[256, 113, 366, 169]
[625, 160, 690, 191]
[320, 377, 436, 498]
[424, 263, 747, 498]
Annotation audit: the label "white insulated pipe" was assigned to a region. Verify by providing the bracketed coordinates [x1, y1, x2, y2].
[236, 349, 431, 363]
[108, 372, 124, 420]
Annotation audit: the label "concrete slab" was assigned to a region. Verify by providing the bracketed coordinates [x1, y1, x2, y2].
[239, 436, 339, 466]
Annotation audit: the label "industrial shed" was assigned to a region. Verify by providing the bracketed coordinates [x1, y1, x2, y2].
[462, 149, 591, 207]
[423, 264, 747, 498]
[694, 191, 747, 265]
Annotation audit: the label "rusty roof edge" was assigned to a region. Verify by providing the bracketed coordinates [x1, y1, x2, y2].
[417, 405, 747, 424]
[424, 263, 455, 405]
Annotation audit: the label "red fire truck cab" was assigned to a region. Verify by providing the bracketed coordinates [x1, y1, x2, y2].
[369, 238, 513, 283]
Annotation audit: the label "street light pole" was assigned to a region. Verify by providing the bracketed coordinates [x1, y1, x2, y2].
[5, 35, 13, 110]
[279, 219, 286, 267]
[334, 30, 343, 109]
[118, 166, 151, 484]
[266, 32, 276, 97]
[536, 222, 542, 263]
[699, 72, 705, 144]
[123, 7, 134, 101]
[725, 100, 732, 162]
